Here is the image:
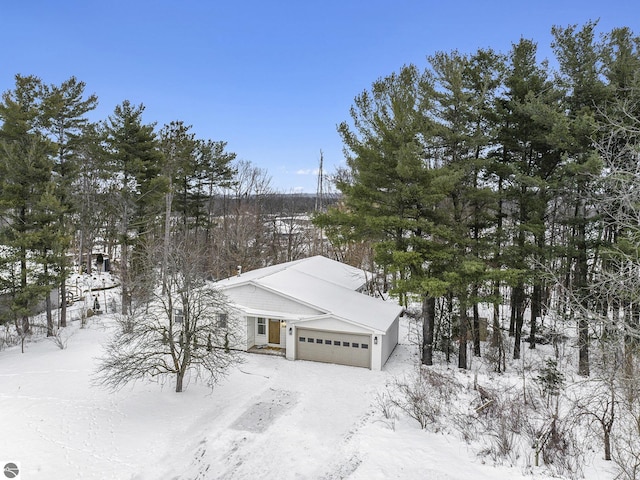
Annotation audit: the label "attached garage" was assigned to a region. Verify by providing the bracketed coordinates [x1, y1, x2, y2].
[216, 255, 403, 370]
[296, 328, 371, 369]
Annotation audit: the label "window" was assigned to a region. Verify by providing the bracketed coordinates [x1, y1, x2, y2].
[217, 313, 228, 329]
[333, 340, 340, 346]
[352, 343, 359, 348]
[257, 317, 266, 335]
[316, 338, 323, 344]
[307, 337, 314, 343]
[343, 342, 350, 347]
[361, 343, 369, 349]
[174, 308, 183, 324]
[324, 339, 331, 345]
[299, 337, 306, 342]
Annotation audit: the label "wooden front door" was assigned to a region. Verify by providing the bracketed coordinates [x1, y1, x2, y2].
[268, 319, 281, 344]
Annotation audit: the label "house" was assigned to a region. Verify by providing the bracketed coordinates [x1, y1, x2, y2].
[216, 255, 402, 370]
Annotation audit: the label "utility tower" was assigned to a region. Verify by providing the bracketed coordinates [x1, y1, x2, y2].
[315, 149, 324, 212]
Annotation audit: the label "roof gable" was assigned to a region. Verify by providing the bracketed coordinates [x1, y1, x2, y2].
[216, 256, 401, 332]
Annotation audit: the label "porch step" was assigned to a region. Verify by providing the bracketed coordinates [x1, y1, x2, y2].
[248, 346, 285, 357]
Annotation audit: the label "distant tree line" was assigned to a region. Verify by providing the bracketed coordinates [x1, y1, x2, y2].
[0, 78, 333, 340]
[316, 21, 640, 378]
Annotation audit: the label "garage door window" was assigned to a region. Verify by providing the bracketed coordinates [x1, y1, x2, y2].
[296, 328, 371, 369]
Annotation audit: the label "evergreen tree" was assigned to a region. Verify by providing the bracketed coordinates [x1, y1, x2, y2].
[317, 65, 457, 366]
[552, 21, 607, 375]
[497, 38, 565, 359]
[41, 76, 98, 327]
[103, 100, 165, 314]
[0, 75, 54, 339]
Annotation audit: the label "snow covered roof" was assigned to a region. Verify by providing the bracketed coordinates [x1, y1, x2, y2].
[216, 256, 402, 333]
[218, 255, 369, 291]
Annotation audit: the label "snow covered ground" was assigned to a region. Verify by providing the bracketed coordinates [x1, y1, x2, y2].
[0, 288, 615, 480]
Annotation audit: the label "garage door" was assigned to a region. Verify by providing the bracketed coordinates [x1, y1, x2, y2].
[296, 328, 371, 369]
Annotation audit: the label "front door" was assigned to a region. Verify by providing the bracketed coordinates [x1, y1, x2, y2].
[268, 319, 281, 344]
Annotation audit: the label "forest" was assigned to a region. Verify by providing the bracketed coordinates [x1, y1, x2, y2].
[318, 20, 640, 375]
[0, 77, 338, 341]
[314, 22, 640, 477]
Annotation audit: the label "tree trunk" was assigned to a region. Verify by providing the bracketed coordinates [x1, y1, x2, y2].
[509, 290, 516, 337]
[603, 428, 611, 461]
[575, 200, 590, 376]
[578, 317, 590, 376]
[162, 190, 173, 295]
[513, 284, 525, 360]
[60, 276, 67, 328]
[421, 295, 436, 365]
[473, 295, 481, 357]
[46, 292, 54, 337]
[528, 282, 542, 349]
[121, 202, 130, 315]
[491, 282, 505, 373]
[19, 241, 30, 335]
[458, 296, 468, 369]
[175, 371, 184, 393]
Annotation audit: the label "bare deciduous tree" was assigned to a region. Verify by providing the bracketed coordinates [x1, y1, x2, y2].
[95, 239, 242, 392]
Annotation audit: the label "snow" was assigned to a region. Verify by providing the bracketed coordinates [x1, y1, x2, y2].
[217, 255, 368, 291]
[0, 290, 614, 480]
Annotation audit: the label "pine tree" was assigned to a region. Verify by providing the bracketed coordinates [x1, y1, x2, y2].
[0, 75, 55, 340]
[552, 22, 608, 375]
[317, 65, 457, 366]
[496, 38, 565, 359]
[41, 77, 98, 327]
[103, 100, 165, 314]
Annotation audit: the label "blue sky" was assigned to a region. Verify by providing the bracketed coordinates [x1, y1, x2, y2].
[1, 1, 639, 193]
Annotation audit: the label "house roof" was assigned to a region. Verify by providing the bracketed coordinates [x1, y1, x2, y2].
[218, 255, 369, 291]
[216, 256, 402, 333]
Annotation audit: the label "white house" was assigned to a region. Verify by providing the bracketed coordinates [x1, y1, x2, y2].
[216, 255, 402, 370]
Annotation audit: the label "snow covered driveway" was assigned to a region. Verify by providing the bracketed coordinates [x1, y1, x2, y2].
[144, 355, 386, 480]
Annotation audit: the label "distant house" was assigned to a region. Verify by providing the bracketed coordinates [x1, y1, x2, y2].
[216, 255, 402, 370]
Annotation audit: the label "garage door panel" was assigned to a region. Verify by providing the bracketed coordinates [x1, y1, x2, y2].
[297, 328, 371, 368]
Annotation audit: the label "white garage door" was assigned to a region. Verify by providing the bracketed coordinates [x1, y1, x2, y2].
[296, 328, 371, 369]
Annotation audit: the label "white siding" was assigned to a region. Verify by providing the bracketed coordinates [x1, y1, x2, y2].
[226, 284, 322, 316]
[246, 317, 256, 349]
[381, 316, 400, 366]
[292, 317, 372, 334]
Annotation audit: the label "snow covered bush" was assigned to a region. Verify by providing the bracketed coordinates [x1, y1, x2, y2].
[390, 366, 461, 430]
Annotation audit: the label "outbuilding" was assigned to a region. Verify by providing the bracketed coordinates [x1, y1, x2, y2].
[216, 255, 402, 370]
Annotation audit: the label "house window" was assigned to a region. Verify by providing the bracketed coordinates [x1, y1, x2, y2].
[257, 317, 266, 335]
[217, 313, 228, 329]
[174, 308, 183, 324]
